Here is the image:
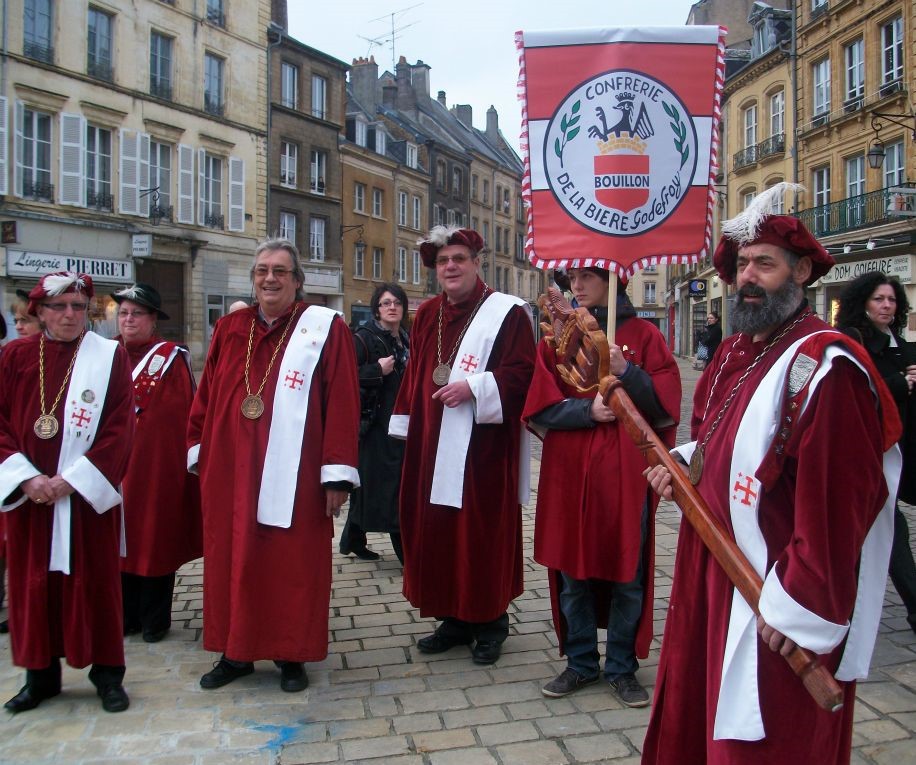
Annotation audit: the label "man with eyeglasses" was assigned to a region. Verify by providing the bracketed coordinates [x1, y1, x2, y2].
[389, 226, 535, 665]
[188, 238, 360, 693]
[0, 271, 135, 714]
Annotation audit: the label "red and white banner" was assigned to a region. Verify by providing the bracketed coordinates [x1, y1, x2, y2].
[517, 26, 726, 276]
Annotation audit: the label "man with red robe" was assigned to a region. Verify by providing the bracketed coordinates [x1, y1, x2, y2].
[115, 283, 201, 644]
[523, 268, 680, 706]
[188, 238, 359, 693]
[643, 185, 901, 764]
[0, 272, 134, 714]
[389, 226, 535, 665]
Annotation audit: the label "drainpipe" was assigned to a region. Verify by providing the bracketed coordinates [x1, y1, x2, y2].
[266, 22, 284, 236]
[790, 7, 798, 189]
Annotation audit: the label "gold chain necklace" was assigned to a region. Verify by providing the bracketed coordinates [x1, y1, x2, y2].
[689, 310, 810, 485]
[34, 332, 85, 439]
[240, 306, 301, 419]
[433, 286, 490, 386]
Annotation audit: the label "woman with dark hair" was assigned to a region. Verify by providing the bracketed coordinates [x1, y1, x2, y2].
[837, 272, 916, 634]
[342, 283, 410, 562]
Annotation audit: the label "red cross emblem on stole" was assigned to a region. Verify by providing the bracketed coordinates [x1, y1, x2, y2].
[459, 354, 479, 373]
[732, 472, 758, 506]
[71, 408, 92, 428]
[284, 369, 305, 390]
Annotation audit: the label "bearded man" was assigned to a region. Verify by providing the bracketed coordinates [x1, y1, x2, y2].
[642, 184, 901, 764]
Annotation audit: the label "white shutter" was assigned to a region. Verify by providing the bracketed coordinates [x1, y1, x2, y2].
[228, 156, 244, 232]
[0, 97, 8, 196]
[59, 112, 86, 207]
[118, 129, 139, 215]
[138, 133, 151, 217]
[14, 101, 24, 197]
[197, 147, 206, 225]
[177, 143, 194, 224]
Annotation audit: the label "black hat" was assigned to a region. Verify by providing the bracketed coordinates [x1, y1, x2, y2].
[111, 283, 170, 320]
[15, 289, 31, 302]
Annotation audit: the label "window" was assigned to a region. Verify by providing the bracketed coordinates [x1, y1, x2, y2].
[881, 16, 903, 85]
[280, 141, 297, 188]
[405, 143, 417, 169]
[482, 179, 490, 204]
[150, 32, 173, 100]
[644, 282, 657, 304]
[844, 39, 864, 102]
[310, 150, 326, 194]
[813, 59, 830, 116]
[769, 90, 784, 136]
[412, 250, 421, 284]
[483, 220, 489, 244]
[85, 125, 112, 210]
[354, 119, 367, 147]
[766, 182, 785, 214]
[202, 153, 223, 228]
[436, 161, 447, 190]
[354, 244, 365, 278]
[412, 195, 421, 229]
[372, 188, 383, 217]
[87, 8, 113, 81]
[452, 167, 462, 196]
[517, 233, 524, 258]
[19, 108, 52, 199]
[845, 155, 865, 226]
[204, 53, 224, 116]
[372, 248, 383, 279]
[812, 165, 830, 233]
[742, 190, 756, 209]
[375, 129, 386, 156]
[206, 0, 224, 27]
[495, 227, 501, 253]
[433, 205, 441, 226]
[24, 0, 53, 63]
[354, 182, 365, 212]
[743, 104, 757, 148]
[149, 141, 172, 216]
[309, 217, 326, 261]
[883, 140, 904, 187]
[398, 247, 407, 282]
[311, 75, 327, 119]
[279, 211, 296, 243]
[447, 209, 456, 227]
[281, 63, 298, 109]
[398, 191, 408, 226]
[471, 174, 478, 199]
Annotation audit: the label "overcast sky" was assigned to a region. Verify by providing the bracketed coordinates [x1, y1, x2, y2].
[287, 1, 700, 154]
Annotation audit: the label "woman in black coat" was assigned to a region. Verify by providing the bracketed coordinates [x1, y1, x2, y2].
[837, 272, 916, 633]
[341, 283, 410, 563]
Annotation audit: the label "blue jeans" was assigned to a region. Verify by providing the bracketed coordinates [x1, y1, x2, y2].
[558, 502, 648, 681]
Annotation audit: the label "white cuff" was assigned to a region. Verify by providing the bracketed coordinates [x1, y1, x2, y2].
[467, 372, 503, 424]
[671, 441, 697, 465]
[0, 452, 42, 510]
[187, 443, 200, 475]
[321, 464, 360, 489]
[61, 456, 122, 514]
[388, 414, 409, 439]
[759, 567, 849, 654]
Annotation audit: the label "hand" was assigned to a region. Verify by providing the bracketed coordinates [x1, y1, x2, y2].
[378, 355, 395, 376]
[432, 380, 473, 408]
[47, 475, 75, 501]
[905, 364, 916, 392]
[643, 463, 682, 500]
[20, 475, 54, 504]
[325, 488, 348, 518]
[590, 393, 616, 422]
[608, 344, 628, 376]
[756, 615, 797, 657]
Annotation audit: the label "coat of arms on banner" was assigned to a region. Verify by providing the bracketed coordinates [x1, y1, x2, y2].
[545, 69, 697, 236]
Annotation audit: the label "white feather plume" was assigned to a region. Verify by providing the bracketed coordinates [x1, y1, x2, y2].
[43, 272, 86, 296]
[114, 285, 141, 300]
[417, 225, 461, 249]
[720, 182, 804, 245]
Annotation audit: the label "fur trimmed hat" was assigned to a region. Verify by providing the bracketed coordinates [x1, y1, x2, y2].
[28, 272, 94, 315]
[417, 226, 485, 267]
[713, 182, 833, 285]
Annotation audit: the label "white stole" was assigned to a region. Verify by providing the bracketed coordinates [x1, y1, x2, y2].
[430, 292, 531, 508]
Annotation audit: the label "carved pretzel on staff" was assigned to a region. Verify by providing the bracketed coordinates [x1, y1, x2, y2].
[537, 285, 845, 713]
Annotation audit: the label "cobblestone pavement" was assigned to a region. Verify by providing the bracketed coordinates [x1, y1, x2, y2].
[1, 358, 914, 764]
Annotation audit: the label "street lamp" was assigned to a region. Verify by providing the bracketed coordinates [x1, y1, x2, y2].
[868, 112, 916, 169]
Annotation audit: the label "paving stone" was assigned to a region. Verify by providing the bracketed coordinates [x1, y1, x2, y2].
[343, 647, 407, 669]
[466, 680, 543, 706]
[392, 712, 443, 734]
[475, 720, 540, 746]
[339, 734, 410, 760]
[411, 727, 477, 752]
[534, 712, 601, 738]
[442, 705, 508, 728]
[279, 742, 340, 764]
[399, 689, 470, 715]
[428, 748, 498, 765]
[496, 740, 570, 765]
[564, 732, 633, 761]
[367, 695, 399, 717]
[327, 717, 393, 740]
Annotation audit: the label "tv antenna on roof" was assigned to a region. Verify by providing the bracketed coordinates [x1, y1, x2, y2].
[363, 3, 422, 72]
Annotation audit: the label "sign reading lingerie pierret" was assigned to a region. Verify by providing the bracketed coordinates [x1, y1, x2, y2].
[544, 70, 698, 236]
[6, 249, 134, 282]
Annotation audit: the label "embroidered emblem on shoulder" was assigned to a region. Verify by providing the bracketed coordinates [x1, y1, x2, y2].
[148, 354, 166, 375]
[788, 353, 817, 397]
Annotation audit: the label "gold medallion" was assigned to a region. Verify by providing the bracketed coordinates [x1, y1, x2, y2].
[241, 394, 265, 419]
[34, 414, 60, 440]
[432, 363, 451, 387]
[688, 446, 704, 486]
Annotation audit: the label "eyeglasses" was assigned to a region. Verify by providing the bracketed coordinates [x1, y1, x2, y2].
[41, 301, 89, 313]
[117, 309, 152, 319]
[379, 299, 402, 308]
[253, 266, 296, 278]
[435, 253, 473, 266]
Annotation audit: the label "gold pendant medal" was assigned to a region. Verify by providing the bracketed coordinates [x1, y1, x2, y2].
[240, 394, 265, 419]
[432, 363, 451, 387]
[34, 414, 60, 440]
[688, 446, 704, 486]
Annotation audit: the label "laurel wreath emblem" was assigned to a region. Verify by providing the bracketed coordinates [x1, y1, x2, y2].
[663, 101, 690, 169]
[553, 101, 582, 168]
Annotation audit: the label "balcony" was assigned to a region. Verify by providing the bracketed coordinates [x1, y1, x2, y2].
[795, 183, 915, 237]
[733, 145, 758, 170]
[758, 133, 785, 159]
[24, 39, 53, 64]
[204, 213, 225, 230]
[150, 204, 173, 224]
[22, 179, 54, 201]
[204, 94, 224, 117]
[206, 6, 225, 27]
[87, 188, 114, 211]
[811, 2, 828, 20]
[87, 58, 113, 82]
[150, 80, 172, 101]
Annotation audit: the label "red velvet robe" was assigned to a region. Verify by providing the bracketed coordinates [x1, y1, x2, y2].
[187, 303, 359, 662]
[643, 312, 889, 765]
[523, 317, 680, 659]
[119, 337, 202, 577]
[0, 333, 134, 669]
[393, 279, 535, 622]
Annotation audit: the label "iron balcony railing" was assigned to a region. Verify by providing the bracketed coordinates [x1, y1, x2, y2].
[24, 40, 53, 63]
[150, 203, 173, 223]
[87, 58, 113, 81]
[733, 145, 758, 170]
[22, 179, 53, 201]
[204, 94, 224, 117]
[204, 213, 224, 230]
[795, 182, 915, 237]
[758, 133, 785, 158]
[87, 188, 114, 211]
[150, 80, 172, 101]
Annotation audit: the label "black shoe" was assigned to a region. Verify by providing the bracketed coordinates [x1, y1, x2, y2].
[471, 640, 502, 665]
[353, 547, 380, 561]
[199, 659, 254, 689]
[339, 536, 352, 556]
[608, 672, 650, 708]
[278, 662, 308, 692]
[0, 620, 8, 634]
[542, 667, 599, 698]
[98, 684, 129, 713]
[417, 631, 473, 654]
[142, 628, 169, 643]
[4, 684, 60, 714]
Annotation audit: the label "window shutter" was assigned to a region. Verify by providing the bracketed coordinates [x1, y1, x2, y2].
[177, 143, 194, 224]
[138, 132, 151, 217]
[13, 101, 23, 197]
[119, 129, 139, 215]
[0, 97, 8, 196]
[59, 112, 86, 207]
[228, 156, 244, 232]
[197, 148, 206, 225]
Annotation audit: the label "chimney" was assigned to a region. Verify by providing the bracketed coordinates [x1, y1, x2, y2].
[409, 59, 432, 100]
[395, 56, 417, 113]
[454, 104, 473, 128]
[382, 84, 398, 108]
[437, 90, 447, 107]
[270, 0, 288, 30]
[350, 55, 379, 112]
[486, 105, 499, 142]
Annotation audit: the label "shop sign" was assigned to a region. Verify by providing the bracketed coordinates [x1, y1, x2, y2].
[637, 310, 661, 318]
[6, 249, 134, 283]
[818, 254, 912, 285]
[688, 279, 707, 297]
[131, 234, 152, 259]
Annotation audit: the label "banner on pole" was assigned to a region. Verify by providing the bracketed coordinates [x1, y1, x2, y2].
[516, 26, 727, 276]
